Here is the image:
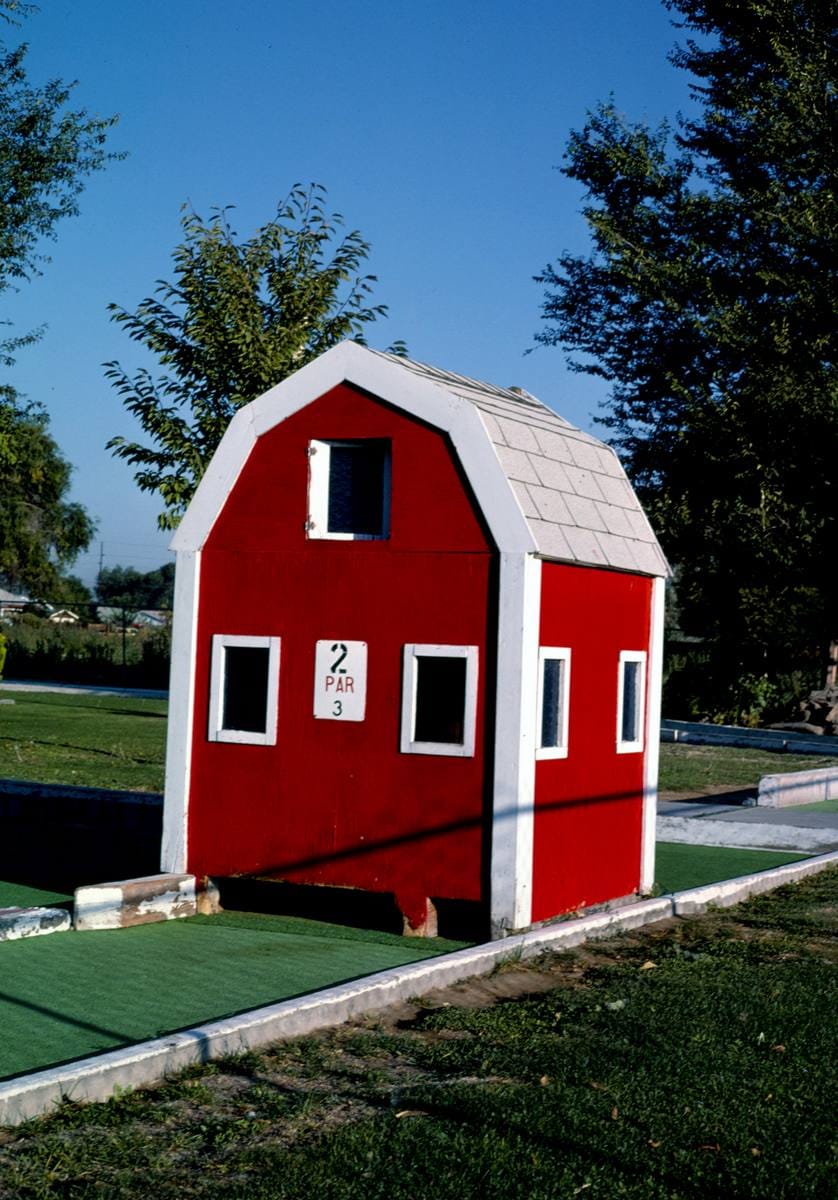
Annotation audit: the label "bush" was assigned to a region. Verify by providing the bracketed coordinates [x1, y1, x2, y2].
[663, 646, 819, 727]
[1, 619, 170, 688]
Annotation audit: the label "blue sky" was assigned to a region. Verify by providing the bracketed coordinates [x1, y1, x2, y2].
[5, 1, 695, 586]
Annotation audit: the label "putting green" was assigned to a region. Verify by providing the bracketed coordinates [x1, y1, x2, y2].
[0, 881, 72, 909]
[655, 842, 810, 893]
[0, 912, 468, 1081]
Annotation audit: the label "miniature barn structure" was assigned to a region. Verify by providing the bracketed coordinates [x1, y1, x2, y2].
[162, 342, 668, 937]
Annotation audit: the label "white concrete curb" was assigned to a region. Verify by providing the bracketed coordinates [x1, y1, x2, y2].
[0, 907, 71, 942]
[657, 815, 838, 852]
[758, 766, 838, 807]
[2, 854, 837, 1127]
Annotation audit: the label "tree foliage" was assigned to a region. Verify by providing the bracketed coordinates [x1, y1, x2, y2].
[106, 185, 402, 530]
[0, 391, 95, 595]
[536, 0, 837, 695]
[96, 562, 174, 610]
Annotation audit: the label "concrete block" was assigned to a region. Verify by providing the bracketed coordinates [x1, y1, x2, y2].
[758, 767, 838, 807]
[75, 873, 196, 931]
[0, 906, 71, 941]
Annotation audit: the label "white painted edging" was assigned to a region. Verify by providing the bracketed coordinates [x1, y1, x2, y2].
[3, 852, 837, 1127]
[758, 766, 838, 807]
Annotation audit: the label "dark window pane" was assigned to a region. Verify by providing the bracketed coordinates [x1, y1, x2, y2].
[414, 656, 467, 744]
[328, 442, 388, 535]
[223, 646, 270, 733]
[621, 661, 640, 743]
[540, 657, 564, 748]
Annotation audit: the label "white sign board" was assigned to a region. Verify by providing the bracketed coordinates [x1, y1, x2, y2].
[313, 640, 367, 721]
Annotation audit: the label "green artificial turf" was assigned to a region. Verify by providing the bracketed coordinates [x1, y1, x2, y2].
[655, 841, 810, 892]
[793, 797, 838, 813]
[658, 741, 838, 793]
[0, 689, 167, 791]
[0, 912, 468, 1080]
[0, 881, 72, 908]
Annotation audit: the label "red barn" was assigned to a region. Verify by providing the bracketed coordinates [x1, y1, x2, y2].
[162, 342, 668, 937]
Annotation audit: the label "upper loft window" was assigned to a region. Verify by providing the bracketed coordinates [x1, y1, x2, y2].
[308, 439, 391, 540]
[400, 644, 479, 757]
[617, 650, 646, 754]
[208, 634, 280, 746]
[536, 647, 571, 759]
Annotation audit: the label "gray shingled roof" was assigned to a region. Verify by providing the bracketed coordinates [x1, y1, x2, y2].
[373, 351, 668, 578]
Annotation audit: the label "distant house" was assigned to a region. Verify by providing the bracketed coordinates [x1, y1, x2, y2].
[0, 587, 29, 618]
[47, 609, 80, 625]
[163, 342, 668, 938]
[134, 610, 170, 629]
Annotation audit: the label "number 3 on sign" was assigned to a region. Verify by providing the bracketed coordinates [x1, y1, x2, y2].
[313, 640, 367, 721]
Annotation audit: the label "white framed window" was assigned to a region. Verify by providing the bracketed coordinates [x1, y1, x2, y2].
[617, 650, 647, 754]
[400, 644, 479, 757]
[208, 634, 281, 745]
[307, 439, 391, 540]
[536, 647, 571, 759]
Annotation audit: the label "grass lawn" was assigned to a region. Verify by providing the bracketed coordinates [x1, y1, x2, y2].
[0, 690, 167, 792]
[659, 740, 838, 793]
[654, 842, 811, 892]
[1, 868, 834, 1198]
[0, 912, 469, 1081]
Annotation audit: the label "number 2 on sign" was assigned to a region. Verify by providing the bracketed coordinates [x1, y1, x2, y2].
[331, 643, 348, 673]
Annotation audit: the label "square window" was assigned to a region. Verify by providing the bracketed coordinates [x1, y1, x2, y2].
[617, 650, 646, 753]
[308, 439, 390, 540]
[536, 647, 571, 759]
[401, 644, 478, 757]
[208, 634, 280, 745]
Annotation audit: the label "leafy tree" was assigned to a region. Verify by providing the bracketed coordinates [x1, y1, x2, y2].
[52, 573, 92, 608]
[106, 185, 403, 530]
[96, 562, 174, 610]
[536, 0, 836, 704]
[0, 391, 95, 595]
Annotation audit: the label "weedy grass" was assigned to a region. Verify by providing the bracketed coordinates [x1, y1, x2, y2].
[1, 868, 835, 1199]
[658, 741, 838, 793]
[0, 690, 167, 792]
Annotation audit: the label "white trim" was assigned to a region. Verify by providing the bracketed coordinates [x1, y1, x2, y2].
[641, 578, 665, 891]
[490, 553, 541, 936]
[207, 634, 281, 746]
[172, 342, 535, 557]
[535, 646, 571, 760]
[171, 407, 257, 552]
[307, 438, 391, 540]
[399, 644, 478, 757]
[616, 650, 647, 754]
[161, 550, 201, 873]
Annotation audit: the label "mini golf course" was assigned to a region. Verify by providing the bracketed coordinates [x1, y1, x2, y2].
[0, 912, 469, 1081]
[0, 841, 816, 1085]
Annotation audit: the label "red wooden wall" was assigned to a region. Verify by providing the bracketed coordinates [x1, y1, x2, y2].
[187, 384, 495, 928]
[531, 562, 652, 921]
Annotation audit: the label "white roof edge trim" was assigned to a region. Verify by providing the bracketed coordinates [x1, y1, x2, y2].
[170, 407, 258, 552]
[170, 340, 535, 555]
